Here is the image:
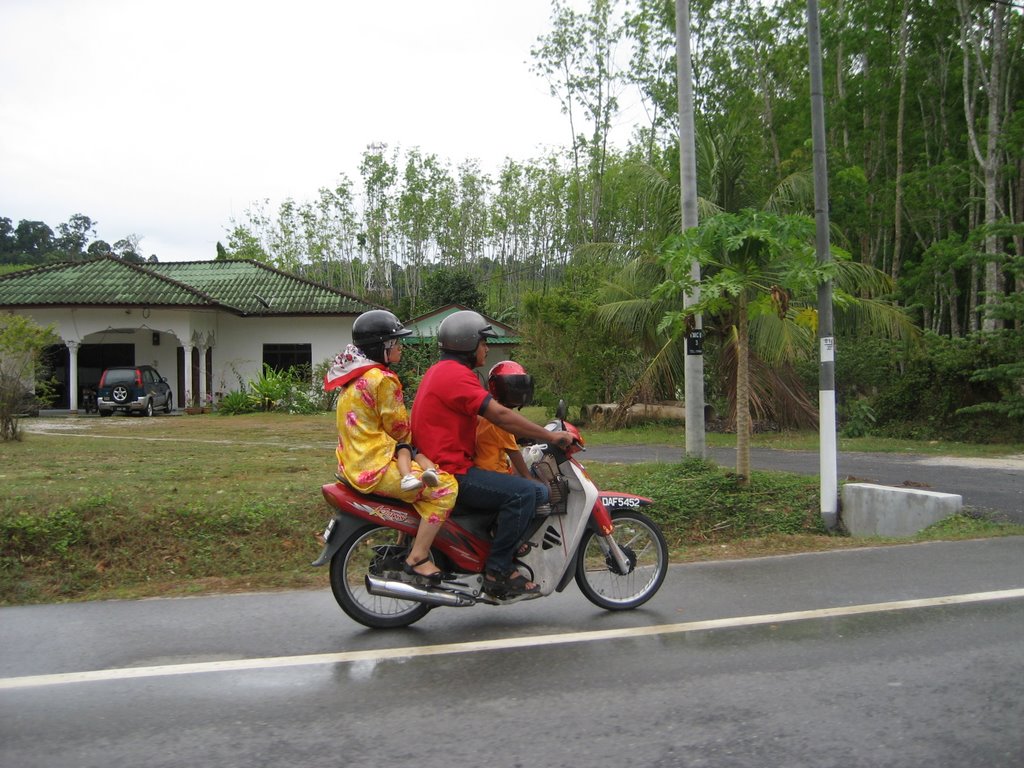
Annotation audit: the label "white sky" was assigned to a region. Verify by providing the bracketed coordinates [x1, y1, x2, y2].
[0, 0, 611, 263]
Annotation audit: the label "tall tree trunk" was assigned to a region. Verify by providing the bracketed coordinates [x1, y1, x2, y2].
[958, 0, 1007, 330]
[1015, 155, 1024, 332]
[947, 269, 960, 338]
[891, 0, 911, 281]
[835, 0, 850, 163]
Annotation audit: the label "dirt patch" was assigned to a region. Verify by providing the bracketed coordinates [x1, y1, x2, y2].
[917, 455, 1024, 470]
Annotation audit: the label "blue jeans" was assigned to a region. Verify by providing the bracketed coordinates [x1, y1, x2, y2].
[456, 467, 539, 574]
[533, 477, 551, 505]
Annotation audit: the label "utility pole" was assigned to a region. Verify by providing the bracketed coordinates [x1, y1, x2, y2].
[675, 0, 706, 458]
[807, 0, 839, 530]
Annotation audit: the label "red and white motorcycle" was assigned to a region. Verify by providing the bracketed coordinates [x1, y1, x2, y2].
[312, 402, 668, 628]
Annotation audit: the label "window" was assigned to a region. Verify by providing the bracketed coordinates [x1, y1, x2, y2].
[262, 343, 311, 373]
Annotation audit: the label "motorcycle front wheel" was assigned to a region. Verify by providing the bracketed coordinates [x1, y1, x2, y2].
[329, 524, 431, 629]
[574, 510, 668, 610]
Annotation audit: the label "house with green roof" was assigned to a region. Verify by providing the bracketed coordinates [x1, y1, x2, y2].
[404, 303, 519, 375]
[0, 256, 379, 412]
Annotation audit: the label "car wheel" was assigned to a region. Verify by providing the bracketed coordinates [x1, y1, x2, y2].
[164, 393, 173, 414]
[144, 399, 154, 417]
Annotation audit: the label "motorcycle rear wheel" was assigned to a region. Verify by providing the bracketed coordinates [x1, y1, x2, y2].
[574, 510, 668, 610]
[329, 524, 432, 629]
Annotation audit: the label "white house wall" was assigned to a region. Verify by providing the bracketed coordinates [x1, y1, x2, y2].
[12, 306, 355, 411]
[209, 314, 353, 392]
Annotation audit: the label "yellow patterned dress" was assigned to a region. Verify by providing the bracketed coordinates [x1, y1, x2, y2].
[335, 366, 457, 524]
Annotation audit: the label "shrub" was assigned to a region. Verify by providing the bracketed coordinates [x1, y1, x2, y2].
[870, 331, 1024, 442]
[216, 389, 258, 415]
[0, 315, 59, 441]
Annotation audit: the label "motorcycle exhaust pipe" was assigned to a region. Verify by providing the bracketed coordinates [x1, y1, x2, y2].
[365, 574, 476, 607]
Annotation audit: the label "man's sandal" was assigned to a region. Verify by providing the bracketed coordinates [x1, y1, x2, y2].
[403, 557, 445, 585]
[483, 569, 540, 597]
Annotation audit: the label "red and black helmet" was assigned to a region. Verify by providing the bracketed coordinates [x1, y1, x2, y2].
[487, 360, 534, 409]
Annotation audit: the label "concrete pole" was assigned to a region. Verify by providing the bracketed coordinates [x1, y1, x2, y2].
[807, 0, 839, 530]
[675, 0, 706, 458]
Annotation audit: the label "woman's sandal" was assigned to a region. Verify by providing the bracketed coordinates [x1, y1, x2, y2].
[483, 569, 540, 597]
[403, 557, 445, 585]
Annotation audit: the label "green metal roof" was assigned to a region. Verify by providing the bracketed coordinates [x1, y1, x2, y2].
[404, 303, 519, 344]
[0, 257, 377, 316]
[0, 257, 208, 307]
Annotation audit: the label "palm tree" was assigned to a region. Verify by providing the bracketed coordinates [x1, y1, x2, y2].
[659, 208, 914, 484]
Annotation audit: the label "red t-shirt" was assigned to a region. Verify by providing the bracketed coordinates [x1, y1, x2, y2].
[411, 359, 491, 475]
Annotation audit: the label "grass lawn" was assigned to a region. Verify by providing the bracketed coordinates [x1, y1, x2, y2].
[1, 411, 1020, 606]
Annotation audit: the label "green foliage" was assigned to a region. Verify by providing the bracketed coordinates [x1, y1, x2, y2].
[248, 365, 293, 411]
[215, 389, 259, 415]
[0, 315, 59, 440]
[222, 224, 270, 262]
[393, 336, 439, 403]
[959, 330, 1024, 422]
[518, 285, 642, 408]
[1, 413, 1019, 604]
[840, 399, 877, 439]
[870, 331, 1024, 442]
[590, 459, 825, 545]
[244, 364, 320, 414]
[418, 268, 485, 313]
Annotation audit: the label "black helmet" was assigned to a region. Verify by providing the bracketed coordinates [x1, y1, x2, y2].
[352, 310, 412, 364]
[437, 310, 498, 353]
[488, 361, 534, 408]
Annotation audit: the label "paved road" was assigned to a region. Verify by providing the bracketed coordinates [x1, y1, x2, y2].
[2, 537, 1022, 767]
[581, 443, 1024, 523]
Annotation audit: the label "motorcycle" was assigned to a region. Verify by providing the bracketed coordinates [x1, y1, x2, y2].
[312, 401, 668, 628]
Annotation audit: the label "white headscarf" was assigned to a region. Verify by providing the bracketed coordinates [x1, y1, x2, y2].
[323, 344, 384, 391]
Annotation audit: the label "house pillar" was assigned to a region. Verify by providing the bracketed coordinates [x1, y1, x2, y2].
[197, 342, 208, 406]
[185, 343, 196, 406]
[66, 340, 80, 413]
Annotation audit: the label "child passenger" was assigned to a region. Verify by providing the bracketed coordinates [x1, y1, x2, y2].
[474, 361, 552, 516]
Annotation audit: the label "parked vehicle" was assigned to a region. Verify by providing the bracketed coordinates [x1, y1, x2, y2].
[313, 401, 669, 628]
[96, 365, 173, 417]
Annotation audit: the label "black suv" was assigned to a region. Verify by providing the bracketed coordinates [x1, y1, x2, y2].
[96, 365, 173, 417]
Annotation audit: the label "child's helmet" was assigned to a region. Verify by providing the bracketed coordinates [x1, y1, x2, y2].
[487, 360, 534, 408]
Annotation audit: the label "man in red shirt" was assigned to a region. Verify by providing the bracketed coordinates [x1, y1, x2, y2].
[412, 310, 574, 597]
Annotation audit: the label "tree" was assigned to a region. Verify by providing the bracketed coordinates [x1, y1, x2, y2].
[0, 315, 59, 441]
[957, 0, 1012, 331]
[113, 235, 145, 263]
[658, 209, 913, 485]
[418, 269, 485, 314]
[13, 221, 55, 264]
[56, 214, 96, 261]
[532, 0, 624, 241]
[87, 240, 113, 257]
[360, 144, 400, 302]
[223, 224, 270, 262]
[958, 222, 1024, 422]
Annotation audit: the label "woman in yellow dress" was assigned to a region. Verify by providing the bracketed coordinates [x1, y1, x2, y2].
[325, 310, 457, 583]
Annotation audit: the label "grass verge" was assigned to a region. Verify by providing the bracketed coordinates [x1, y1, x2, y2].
[2, 412, 1021, 605]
